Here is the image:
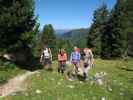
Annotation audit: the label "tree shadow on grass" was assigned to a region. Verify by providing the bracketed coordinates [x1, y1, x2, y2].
[117, 66, 133, 72]
[8, 47, 43, 71]
[65, 70, 86, 81]
[14, 57, 43, 71]
[0, 57, 43, 71]
[77, 74, 86, 81]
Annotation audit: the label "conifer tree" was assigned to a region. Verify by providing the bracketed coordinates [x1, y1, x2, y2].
[108, 0, 127, 57]
[0, 0, 36, 52]
[87, 4, 109, 57]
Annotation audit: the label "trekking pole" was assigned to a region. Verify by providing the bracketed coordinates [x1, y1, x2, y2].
[91, 63, 95, 68]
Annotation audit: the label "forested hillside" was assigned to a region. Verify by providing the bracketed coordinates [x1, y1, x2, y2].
[56, 28, 89, 49]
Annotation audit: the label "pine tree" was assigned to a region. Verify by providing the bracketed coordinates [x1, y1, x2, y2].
[101, 19, 112, 58]
[108, 0, 127, 57]
[0, 0, 37, 66]
[125, 0, 133, 57]
[87, 4, 109, 57]
[38, 24, 56, 59]
[101, 0, 133, 58]
[40, 24, 56, 47]
[0, 0, 36, 52]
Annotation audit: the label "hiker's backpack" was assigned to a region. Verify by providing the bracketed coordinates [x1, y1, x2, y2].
[43, 48, 50, 58]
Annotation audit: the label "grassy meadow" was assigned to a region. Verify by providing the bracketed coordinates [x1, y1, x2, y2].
[1, 59, 133, 100]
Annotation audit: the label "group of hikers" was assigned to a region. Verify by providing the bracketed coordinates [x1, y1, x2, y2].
[40, 45, 94, 81]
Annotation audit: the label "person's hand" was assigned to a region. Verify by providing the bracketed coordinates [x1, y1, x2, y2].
[40, 59, 42, 63]
[91, 63, 94, 68]
[70, 60, 72, 64]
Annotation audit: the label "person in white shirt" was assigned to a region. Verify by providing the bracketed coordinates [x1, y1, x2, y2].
[40, 45, 52, 70]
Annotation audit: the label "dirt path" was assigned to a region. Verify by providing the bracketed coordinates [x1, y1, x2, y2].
[0, 71, 39, 98]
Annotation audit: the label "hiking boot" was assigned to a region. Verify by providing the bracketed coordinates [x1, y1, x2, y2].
[83, 72, 87, 80]
[58, 68, 60, 73]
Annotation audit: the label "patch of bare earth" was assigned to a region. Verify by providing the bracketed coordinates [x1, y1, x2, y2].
[0, 71, 38, 98]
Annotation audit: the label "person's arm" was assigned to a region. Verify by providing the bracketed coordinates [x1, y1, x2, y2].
[90, 51, 94, 67]
[49, 48, 52, 61]
[78, 53, 81, 62]
[58, 54, 60, 61]
[65, 53, 67, 61]
[40, 52, 43, 62]
[70, 53, 73, 62]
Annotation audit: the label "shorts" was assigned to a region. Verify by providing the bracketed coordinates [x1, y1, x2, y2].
[84, 63, 89, 68]
[59, 61, 66, 65]
[72, 60, 79, 65]
[43, 58, 51, 65]
[58, 61, 66, 72]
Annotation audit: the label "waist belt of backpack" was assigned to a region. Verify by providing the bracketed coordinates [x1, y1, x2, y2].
[44, 56, 50, 58]
[72, 59, 78, 62]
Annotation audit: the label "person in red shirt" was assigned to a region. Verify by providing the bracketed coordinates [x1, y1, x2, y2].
[58, 48, 67, 74]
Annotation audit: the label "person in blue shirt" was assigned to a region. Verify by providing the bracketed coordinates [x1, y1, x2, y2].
[70, 46, 81, 74]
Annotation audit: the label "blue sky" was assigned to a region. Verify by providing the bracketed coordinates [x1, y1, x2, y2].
[35, 0, 116, 29]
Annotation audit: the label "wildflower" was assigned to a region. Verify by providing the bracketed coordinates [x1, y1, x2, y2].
[67, 85, 75, 89]
[35, 89, 42, 94]
[101, 97, 106, 100]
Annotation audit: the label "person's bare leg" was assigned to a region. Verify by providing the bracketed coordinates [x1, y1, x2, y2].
[58, 62, 60, 73]
[45, 64, 49, 70]
[43, 65, 45, 69]
[83, 65, 90, 80]
[72, 64, 76, 74]
[75, 63, 80, 73]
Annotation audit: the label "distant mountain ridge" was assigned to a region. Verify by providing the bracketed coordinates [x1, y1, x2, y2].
[55, 29, 72, 34]
[63, 28, 89, 38]
[56, 28, 89, 48]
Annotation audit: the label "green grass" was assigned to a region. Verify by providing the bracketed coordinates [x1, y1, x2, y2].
[0, 60, 26, 85]
[2, 59, 133, 100]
